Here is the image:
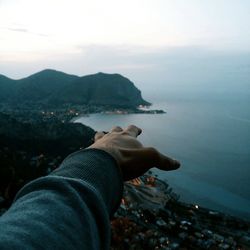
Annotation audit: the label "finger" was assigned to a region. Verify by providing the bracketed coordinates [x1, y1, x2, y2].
[157, 151, 181, 171]
[110, 126, 123, 133]
[124, 125, 142, 138]
[94, 131, 105, 142]
[131, 147, 180, 171]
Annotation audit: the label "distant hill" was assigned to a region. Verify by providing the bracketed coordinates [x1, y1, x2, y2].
[0, 70, 150, 108]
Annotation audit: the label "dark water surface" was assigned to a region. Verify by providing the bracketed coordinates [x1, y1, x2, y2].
[76, 98, 250, 219]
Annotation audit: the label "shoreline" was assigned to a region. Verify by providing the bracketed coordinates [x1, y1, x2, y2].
[71, 108, 166, 123]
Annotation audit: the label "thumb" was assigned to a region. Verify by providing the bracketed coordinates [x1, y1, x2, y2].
[128, 147, 180, 171]
[157, 151, 181, 171]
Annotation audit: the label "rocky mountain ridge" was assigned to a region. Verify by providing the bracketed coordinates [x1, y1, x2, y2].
[0, 70, 150, 108]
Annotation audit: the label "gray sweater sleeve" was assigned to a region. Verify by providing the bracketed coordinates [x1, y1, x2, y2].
[0, 149, 123, 250]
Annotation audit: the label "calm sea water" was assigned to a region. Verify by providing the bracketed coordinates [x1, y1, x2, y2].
[76, 97, 250, 219]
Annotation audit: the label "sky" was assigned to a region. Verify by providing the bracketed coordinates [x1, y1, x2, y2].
[0, 0, 250, 90]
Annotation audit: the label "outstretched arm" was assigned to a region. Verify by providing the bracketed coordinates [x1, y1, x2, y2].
[0, 125, 180, 250]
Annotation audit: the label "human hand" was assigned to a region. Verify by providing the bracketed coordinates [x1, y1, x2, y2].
[88, 125, 180, 181]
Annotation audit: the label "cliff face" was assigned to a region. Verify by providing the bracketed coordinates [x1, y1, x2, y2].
[0, 70, 150, 108]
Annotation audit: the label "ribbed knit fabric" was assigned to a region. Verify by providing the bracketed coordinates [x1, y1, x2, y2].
[50, 148, 123, 215]
[0, 149, 123, 250]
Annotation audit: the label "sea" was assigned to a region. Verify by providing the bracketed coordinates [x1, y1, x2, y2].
[75, 93, 250, 219]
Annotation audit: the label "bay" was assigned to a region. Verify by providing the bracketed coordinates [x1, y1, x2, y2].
[75, 97, 250, 219]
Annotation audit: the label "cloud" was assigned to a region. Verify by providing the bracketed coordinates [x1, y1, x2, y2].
[5, 27, 49, 37]
[7, 27, 29, 32]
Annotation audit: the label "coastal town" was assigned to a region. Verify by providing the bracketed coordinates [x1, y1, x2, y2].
[0, 103, 165, 124]
[111, 175, 250, 250]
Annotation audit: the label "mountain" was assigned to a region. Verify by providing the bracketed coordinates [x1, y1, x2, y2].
[52, 72, 150, 107]
[0, 70, 150, 108]
[0, 75, 17, 102]
[16, 69, 79, 103]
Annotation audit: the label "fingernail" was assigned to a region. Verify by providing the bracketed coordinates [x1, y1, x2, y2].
[174, 160, 181, 168]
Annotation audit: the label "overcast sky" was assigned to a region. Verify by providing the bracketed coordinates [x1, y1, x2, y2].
[0, 0, 250, 82]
